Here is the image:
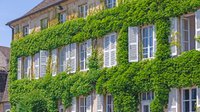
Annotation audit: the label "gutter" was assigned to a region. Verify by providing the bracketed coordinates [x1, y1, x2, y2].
[6, 0, 65, 26]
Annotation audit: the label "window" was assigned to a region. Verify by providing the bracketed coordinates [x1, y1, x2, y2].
[182, 88, 197, 112]
[23, 57, 28, 78]
[79, 95, 91, 112]
[104, 33, 117, 67]
[14, 25, 19, 34]
[181, 18, 190, 52]
[52, 49, 57, 76]
[79, 97, 87, 112]
[180, 14, 195, 52]
[80, 39, 92, 71]
[142, 26, 156, 59]
[66, 43, 77, 73]
[106, 95, 114, 112]
[34, 53, 40, 79]
[71, 97, 76, 112]
[59, 47, 66, 72]
[17, 58, 22, 80]
[59, 13, 66, 23]
[97, 94, 104, 112]
[106, 0, 116, 8]
[78, 4, 88, 18]
[141, 92, 154, 112]
[40, 50, 48, 77]
[41, 18, 48, 30]
[23, 25, 29, 36]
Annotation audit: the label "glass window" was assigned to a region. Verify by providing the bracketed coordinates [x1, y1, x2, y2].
[142, 26, 154, 59]
[79, 97, 86, 112]
[23, 25, 29, 36]
[182, 88, 197, 112]
[106, 95, 114, 112]
[78, 4, 88, 18]
[59, 13, 66, 23]
[41, 18, 48, 30]
[141, 92, 154, 112]
[106, 0, 116, 8]
[104, 33, 117, 67]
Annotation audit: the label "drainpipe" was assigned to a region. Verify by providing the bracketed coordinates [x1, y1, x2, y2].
[7, 25, 14, 41]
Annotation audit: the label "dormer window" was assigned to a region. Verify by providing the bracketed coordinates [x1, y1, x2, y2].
[23, 25, 29, 37]
[40, 18, 48, 30]
[14, 25, 19, 34]
[59, 13, 66, 23]
[78, 4, 88, 18]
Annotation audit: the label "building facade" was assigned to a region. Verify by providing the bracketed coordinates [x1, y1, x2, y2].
[7, 0, 200, 112]
[0, 46, 10, 112]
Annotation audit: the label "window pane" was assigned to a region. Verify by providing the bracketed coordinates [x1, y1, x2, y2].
[192, 101, 196, 111]
[143, 105, 149, 112]
[142, 93, 146, 100]
[147, 92, 151, 100]
[183, 101, 190, 112]
[183, 89, 189, 100]
[192, 88, 197, 99]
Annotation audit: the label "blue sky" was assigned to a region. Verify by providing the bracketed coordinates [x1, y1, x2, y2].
[0, 0, 43, 47]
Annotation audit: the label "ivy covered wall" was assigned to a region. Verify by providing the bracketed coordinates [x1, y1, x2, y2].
[9, 0, 200, 112]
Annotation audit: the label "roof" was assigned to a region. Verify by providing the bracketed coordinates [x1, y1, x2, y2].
[0, 46, 10, 71]
[6, 0, 65, 26]
[0, 46, 10, 59]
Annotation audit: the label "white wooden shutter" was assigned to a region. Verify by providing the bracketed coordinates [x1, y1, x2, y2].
[17, 58, 22, 79]
[168, 88, 178, 112]
[52, 49, 57, 76]
[128, 27, 139, 62]
[110, 34, 117, 66]
[86, 95, 92, 112]
[195, 10, 200, 50]
[104, 36, 110, 67]
[153, 26, 157, 57]
[97, 94, 104, 112]
[40, 50, 48, 77]
[34, 53, 40, 79]
[170, 18, 178, 56]
[27, 56, 32, 78]
[197, 88, 200, 112]
[80, 42, 85, 70]
[70, 43, 76, 73]
[86, 39, 92, 69]
[71, 97, 76, 112]
[59, 47, 66, 73]
[65, 45, 70, 72]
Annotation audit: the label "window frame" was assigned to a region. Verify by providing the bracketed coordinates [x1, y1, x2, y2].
[142, 26, 155, 59]
[59, 12, 66, 23]
[14, 25, 20, 34]
[181, 17, 191, 52]
[106, 94, 114, 112]
[78, 4, 88, 18]
[79, 96, 87, 112]
[103, 33, 117, 68]
[141, 92, 154, 112]
[22, 25, 29, 37]
[182, 88, 197, 112]
[106, 0, 117, 9]
[40, 18, 48, 30]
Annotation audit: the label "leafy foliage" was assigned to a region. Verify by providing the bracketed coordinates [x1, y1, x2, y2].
[9, 0, 200, 112]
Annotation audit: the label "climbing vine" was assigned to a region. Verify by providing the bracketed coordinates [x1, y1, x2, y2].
[9, 0, 200, 112]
